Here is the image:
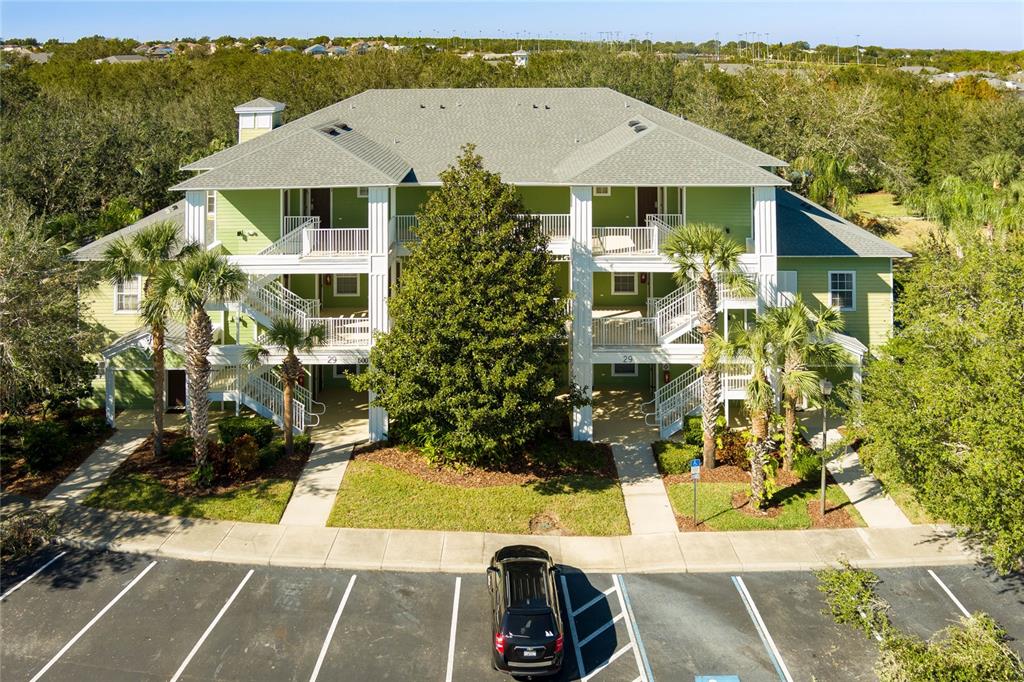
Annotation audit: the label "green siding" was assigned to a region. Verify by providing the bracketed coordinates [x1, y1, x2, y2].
[555, 262, 569, 296]
[778, 256, 894, 349]
[216, 190, 281, 254]
[396, 186, 434, 214]
[288, 274, 317, 299]
[685, 187, 752, 246]
[651, 272, 680, 298]
[322, 274, 369, 309]
[288, 189, 301, 216]
[517, 186, 570, 214]
[331, 187, 368, 228]
[593, 272, 650, 308]
[222, 309, 258, 345]
[593, 187, 636, 227]
[85, 370, 154, 409]
[665, 187, 680, 214]
[82, 282, 145, 347]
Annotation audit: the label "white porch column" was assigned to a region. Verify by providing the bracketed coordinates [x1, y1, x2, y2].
[753, 186, 778, 313]
[570, 186, 594, 441]
[852, 359, 863, 402]
[367, 186, 391, 441]
[104, 362, 116, 427]
[184, 190, 205, 245]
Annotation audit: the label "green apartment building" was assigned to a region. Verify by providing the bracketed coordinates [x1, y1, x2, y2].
[73, 88, 908, 441]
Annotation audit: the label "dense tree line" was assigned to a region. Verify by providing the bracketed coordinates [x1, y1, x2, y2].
[1, 45, 1022, 246]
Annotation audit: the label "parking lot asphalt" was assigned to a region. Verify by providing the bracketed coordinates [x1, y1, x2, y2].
[2, 549, 1021, 682]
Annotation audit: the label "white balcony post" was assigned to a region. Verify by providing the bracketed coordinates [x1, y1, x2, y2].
[104, 361, 116, 427]
[753, 186, 778, 314]
[570, 186, 594, 441]
[301, 228, 311, 256]
[367, 186, 391, 441]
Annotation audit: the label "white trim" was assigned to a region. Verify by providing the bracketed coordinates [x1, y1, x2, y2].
[680, 186, 686, 224]
[593, 186, 611, 197]
[633, 186, 639, 226]
[610, 271, 638, 295]
[113, 275, 143, 314]
[333, 273, 361, 297]
[828, 270, 857, 312]
[611, 362, 638, 377]
[356, 186, 369, 198]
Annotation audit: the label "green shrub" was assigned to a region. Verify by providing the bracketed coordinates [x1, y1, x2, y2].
[71, 413, 106, 436]
[294, 434, 312, 455]
[653, 441, 701, 475]
[217, 416, 274, 447]
[877, 615, 1024, 682]
[683, 416, 703, 446]
[0, 510, 60, 563]
[22, 421, 69, 472]
[227, 434, 260, 478]
[792, 444, 821, 482]
[165, 435, 193, 464]
[530, 436, 607, 474]
[258, 440, 285, 468]
[815, 562, 892, 640]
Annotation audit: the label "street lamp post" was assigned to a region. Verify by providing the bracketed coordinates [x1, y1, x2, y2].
[819, 378, 833, 516]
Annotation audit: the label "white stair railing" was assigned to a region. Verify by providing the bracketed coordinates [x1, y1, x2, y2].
[259, 217, 320, 256]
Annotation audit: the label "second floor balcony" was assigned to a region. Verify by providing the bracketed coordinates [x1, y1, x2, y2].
[258, 217, 370, 257]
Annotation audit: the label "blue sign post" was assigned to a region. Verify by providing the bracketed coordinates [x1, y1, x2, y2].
[691, 458, 701, 526]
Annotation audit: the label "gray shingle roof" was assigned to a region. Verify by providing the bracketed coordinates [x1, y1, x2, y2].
[177, 88, 788, 190]
[234, 97, 285, 112]
[777, 191, 910, 258]
[71, 201, 185, 261]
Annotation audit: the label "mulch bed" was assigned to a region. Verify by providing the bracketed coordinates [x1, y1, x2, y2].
[110, 430, 311, 496]
[806, 498, 859, 528]
[351, 441, 618, 489]
[1, 410, 114, 500]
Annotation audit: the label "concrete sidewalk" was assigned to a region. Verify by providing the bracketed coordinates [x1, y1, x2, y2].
[54, 503, 975, 573]
[44, 429, 148, 505]
[594, 390, 678, 535]
[827, 449, 912, 528]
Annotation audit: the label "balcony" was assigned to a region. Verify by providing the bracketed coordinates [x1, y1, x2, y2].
[591, 226, 658, 255]
[307, 316, 371, 347]
[392, 213, 571, 246]
[258, 217, 370, 257]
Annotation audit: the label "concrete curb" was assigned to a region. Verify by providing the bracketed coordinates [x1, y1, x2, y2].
[50, 503, 980, 574]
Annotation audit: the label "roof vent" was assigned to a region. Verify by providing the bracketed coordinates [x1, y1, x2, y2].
[419, 104, 426, 108]
[544, 105, 550, 110]
[628, 119, 640, 127]
[439, 104, 445, 109]
[633, 124, 647, 133]
[532, 104, 538, 109]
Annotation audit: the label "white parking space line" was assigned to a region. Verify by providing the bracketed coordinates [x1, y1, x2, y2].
[613, 575, 650, 682]
[572, 586, 617, 618]
[0, 551, 67, 602]
[732, 576, 794, 682]
[577, 612, 624, 647]
[444, 576, 461, 682]
[559, 574, 587, 678]
[309, 574, 357, 682]
[29, 560, 156, 682]
[928, 570, 971, 618]
[581, 643, 632, 682]
[170, 568, 254, 682]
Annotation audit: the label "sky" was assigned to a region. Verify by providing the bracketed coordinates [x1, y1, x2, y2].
[2, 1, 1022, 51]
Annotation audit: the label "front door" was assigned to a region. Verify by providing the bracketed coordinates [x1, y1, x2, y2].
[310, 187, 331, 228]
[166, 369, 186, 411]
[637, 186, 659, 226]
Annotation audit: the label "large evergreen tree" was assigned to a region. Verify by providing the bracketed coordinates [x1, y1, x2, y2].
[353, 146, 573, 466]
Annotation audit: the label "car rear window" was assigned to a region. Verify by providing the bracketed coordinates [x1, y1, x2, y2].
[504, 561, 548, 609]
[505, 612, 556, 639]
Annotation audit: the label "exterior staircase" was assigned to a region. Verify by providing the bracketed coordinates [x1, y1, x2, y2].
[643, 364, 753, 440]
[209, 365, 326, 433]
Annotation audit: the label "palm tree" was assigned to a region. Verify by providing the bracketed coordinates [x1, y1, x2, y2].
[661, 223, 755, 468]
[792, 154, 855, 218]
[970, 151, 1019, 190]
[102, 221, 195, 458]
[763, 296, 849, 470]
[725, 314, 777, 510]
[243, 317, 325, 456]
[152, 250, 247, 471]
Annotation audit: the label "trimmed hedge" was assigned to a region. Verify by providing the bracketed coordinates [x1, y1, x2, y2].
[22, 421, 69, 472]
[258, 434, 313, 469]
[652, 440, 701, 476]
[217, 416, 274, 448]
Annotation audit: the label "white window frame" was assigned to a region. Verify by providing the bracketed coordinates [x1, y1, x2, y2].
[333, 274, 360, 297]
[113, 276, 143, 314]
[593, 186, 611, 197]
[828, 270, 856, 312]
[611, 272, 638, 296]
[356, 186, 369, 199]
[611, 362, 638, 377]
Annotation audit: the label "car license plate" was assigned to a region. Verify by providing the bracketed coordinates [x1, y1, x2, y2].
[523, 649, 538, 657]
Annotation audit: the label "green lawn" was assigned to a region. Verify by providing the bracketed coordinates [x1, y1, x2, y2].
[854, 191, 939, 251]
[83, 473, 295, 524]
[666, 480, 865, 531]
[327, 461, 630, 536]
[855, 191, 914, 218]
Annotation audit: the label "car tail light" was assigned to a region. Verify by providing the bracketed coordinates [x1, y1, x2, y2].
[494, 632, 505, 655]
[554, 634, 564, 653]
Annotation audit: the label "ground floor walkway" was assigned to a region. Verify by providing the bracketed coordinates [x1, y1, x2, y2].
[593, 389, 679, 535]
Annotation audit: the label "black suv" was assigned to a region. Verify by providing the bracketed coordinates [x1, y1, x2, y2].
[488, 545, 564, 677]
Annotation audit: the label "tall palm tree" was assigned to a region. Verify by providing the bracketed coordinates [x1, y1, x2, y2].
[661, 223, 755, 468]
[102, 221, 195, 458]
[726, 315, 777, 510]
[792, 154, 855, 218]
[763, 296, 849, 470]
[151, 250, 247, 471]
[970, 151, 1019, 190]
[243, 317, 325, 456]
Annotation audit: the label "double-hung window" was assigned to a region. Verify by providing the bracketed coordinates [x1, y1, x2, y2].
[612, 272, 638, 295]
[611, 363, 638, 376]
[333, 274, 360, 297]
[829, 271, 856, 311]
[114, 276, 142, 313]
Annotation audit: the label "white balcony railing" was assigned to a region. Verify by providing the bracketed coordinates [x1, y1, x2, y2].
[282, 215, 319, 235]
[593, 317, 658, 346]
[592, 226, 656, 255]
[306, 316, 371, 347]
[394, 215, 419, 243]
[303, 228, 369, 255]
[392, 213, 571, 245]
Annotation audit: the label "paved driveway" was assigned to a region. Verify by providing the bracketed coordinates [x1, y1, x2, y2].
[2, 549, 1021, 681]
